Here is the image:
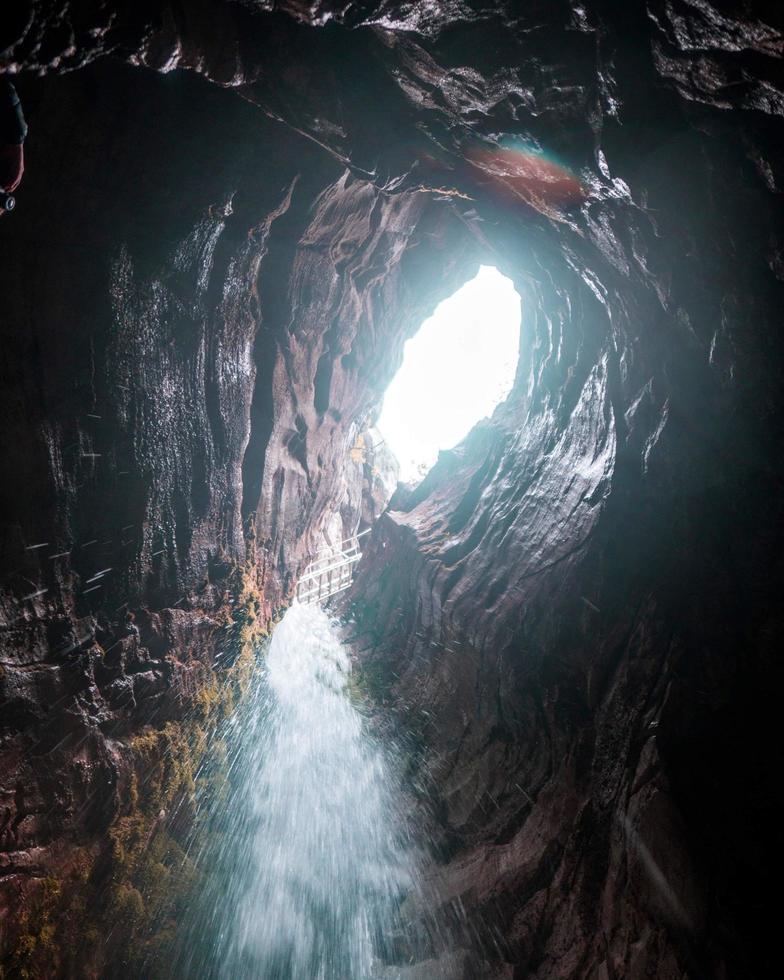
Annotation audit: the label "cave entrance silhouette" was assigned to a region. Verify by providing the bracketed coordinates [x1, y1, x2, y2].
[377, 265, 521, 483]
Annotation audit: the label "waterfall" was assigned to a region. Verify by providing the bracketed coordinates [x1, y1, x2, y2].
[171, 603, 416, 980]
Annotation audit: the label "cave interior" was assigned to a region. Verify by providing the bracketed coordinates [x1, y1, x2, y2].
[1, 1, 783, 978]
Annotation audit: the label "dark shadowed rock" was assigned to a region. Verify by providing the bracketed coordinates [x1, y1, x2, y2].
[2, 0, 783, 976]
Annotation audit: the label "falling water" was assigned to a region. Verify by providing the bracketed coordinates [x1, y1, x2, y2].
[171, 602, 416, 980]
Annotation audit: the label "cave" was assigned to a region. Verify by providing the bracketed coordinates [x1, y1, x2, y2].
[1, 2, 782, 978]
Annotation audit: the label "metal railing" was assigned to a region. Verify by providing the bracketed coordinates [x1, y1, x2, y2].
[296, 529, 370, 605]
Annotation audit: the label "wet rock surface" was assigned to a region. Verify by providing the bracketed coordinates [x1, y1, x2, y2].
[0, 52, 473, 973]
[1, 0, 783, 976]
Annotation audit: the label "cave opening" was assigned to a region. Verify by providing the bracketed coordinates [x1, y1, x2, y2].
[376, 265, 521, 483]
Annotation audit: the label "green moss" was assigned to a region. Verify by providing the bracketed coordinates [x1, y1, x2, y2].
[98, 560, 271, 966]
[109, 884, 145, 927]
[4, 868, 94, 979]
[353, 656, 394, 704]
[3, 558, 274, 978]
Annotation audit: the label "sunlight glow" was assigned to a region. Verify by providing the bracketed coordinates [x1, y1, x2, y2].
[377, 265, 521, 484]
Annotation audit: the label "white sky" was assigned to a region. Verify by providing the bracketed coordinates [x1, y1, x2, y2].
[377, 265, 521, 483]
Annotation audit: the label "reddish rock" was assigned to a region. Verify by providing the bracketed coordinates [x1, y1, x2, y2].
[1, 0, 783, 976]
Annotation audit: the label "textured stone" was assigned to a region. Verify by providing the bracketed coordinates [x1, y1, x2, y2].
[2, 0, 783, 976]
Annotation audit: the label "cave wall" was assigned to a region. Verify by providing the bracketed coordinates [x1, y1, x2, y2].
[1, 0, 783, 977]
[337, 4, 784, 979]
[0, 44, 476, 973]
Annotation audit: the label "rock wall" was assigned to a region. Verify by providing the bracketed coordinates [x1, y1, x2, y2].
[1, 0, 783, 977]
[0, 44, 473, 975]
[337, 3, 784, 979]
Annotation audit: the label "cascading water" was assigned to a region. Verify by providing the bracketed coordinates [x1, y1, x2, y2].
[170, 602, 417, 979]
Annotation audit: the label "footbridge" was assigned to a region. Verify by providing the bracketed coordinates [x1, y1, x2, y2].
[296, 529, 370, 605]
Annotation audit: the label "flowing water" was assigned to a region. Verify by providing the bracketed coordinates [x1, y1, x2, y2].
[171, 602, 416, 979]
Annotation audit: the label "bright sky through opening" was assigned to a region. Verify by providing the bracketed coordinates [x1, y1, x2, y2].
[377, 266, 521, 483]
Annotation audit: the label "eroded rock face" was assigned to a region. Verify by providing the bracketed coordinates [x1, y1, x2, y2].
[0, 46, 474, 973]
[337, 4, 784, 979]
[1, 0, 783, 977]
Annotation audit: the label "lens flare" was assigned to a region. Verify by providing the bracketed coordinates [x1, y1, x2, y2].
[463, 139, 586, 215]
